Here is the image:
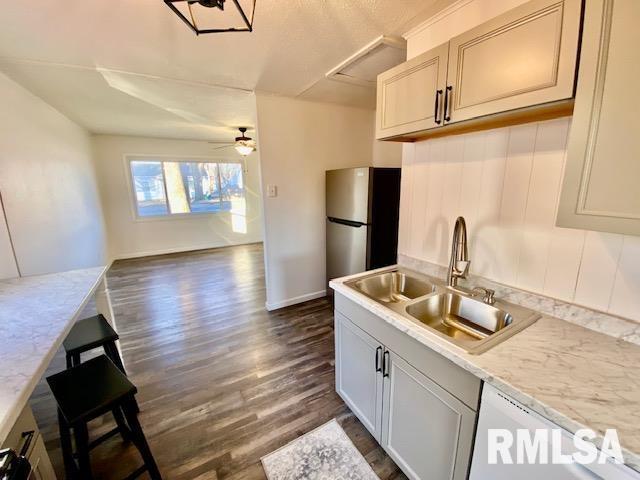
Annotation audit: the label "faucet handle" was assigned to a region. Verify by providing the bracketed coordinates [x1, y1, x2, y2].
[472, 286, 496, 305]
[455, 260, 470, 276]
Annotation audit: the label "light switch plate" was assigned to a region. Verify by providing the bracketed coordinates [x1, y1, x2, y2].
[267, 185, 278, 198]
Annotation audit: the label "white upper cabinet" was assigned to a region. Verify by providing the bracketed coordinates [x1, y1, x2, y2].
[446, 0, 581, 123]
[375, 0, 582, 140]
[557, 0, 640, 236]
[376, 42, 449, 139]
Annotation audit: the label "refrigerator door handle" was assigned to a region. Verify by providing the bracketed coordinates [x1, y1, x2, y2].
[327, 217, 367, 228]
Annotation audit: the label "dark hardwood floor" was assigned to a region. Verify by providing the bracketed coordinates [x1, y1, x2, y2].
[30, 243, 406, 479]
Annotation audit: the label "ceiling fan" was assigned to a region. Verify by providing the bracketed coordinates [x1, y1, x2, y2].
[208, 127, 257, 156]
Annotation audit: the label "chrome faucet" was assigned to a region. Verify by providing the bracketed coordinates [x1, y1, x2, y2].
[447, 216, 470, 288]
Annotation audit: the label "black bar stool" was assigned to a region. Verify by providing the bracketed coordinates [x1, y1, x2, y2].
[63, 314, 139, 412]
[63, 314, 125, 370]
[46, 355, 162, 480]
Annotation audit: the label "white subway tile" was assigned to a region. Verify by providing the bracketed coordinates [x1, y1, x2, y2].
[544, 227, 586, 301]
[495, 123, 537, 284]
[472, 129, 509, 279]
[609, 236, 640, 321]
[574, 231, 623, 311]
[397, 143, 415, 255]
[409, 141, 430, 259]
[516, 119, 569, 291]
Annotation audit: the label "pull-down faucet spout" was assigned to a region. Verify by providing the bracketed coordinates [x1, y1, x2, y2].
[447, 216, 470, 288]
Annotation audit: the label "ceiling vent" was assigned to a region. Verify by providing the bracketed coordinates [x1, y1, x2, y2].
[326, 35, 407, 88]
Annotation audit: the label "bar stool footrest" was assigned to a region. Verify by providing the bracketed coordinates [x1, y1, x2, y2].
[88, 426, 128, 450]
[122, 465, 148, 480]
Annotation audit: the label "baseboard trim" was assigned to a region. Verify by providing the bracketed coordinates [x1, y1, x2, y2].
[113, 241, 263, 261]
[265, 290, 327, 311]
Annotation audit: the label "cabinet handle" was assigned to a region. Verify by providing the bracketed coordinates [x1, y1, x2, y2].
[434, 89, 443, 124]
[443, 85, 453, 122]
[382, 350, 390, 378]
[375, 346, 382, 372]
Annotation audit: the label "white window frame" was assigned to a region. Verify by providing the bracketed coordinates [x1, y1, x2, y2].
[124, 154, 245, 222]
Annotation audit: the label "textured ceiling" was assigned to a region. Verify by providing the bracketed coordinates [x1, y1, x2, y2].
[0, 0, 443, 141]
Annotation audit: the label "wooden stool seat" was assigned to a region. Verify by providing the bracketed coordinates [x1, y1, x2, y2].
[63, 314, 119, 356]
[62, 314, 139, 413]
[46, 356, 161, 480]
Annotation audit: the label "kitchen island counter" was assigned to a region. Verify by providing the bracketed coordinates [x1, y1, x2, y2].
[0, 266, 110, 443]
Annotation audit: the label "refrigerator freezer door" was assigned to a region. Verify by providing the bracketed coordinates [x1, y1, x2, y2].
[326, 219, 369, 282]
[326, 168, 371, 224]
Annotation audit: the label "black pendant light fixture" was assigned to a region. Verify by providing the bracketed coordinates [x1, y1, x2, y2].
[164, 0, 256, 35]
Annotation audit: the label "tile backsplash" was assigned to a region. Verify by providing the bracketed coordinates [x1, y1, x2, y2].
[398, 117, 640, 323]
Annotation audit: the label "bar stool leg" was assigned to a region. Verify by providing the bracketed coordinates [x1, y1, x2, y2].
[112, 406, 131, 443]
[73, 422, 94, 480]
[71, 352, 81, 368]
[122, 397, 162, 480]
[104, 341, 126, 374]
[105, 341, 140, 413]
[58, 409, 76, 479]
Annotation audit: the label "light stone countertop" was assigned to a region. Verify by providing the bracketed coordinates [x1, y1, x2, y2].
[330, 266, 640, 472]
[0, 266, 108, 443]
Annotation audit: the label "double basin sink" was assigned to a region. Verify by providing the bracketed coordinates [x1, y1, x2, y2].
[346, 269, 540, 354]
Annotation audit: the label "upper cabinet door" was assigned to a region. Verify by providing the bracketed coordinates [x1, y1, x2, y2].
[376, 42, 449, 140]
[557, 0, 640, 235]
[445, 0, 582, 124]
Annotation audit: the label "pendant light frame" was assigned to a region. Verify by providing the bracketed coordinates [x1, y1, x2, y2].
[164, 0, 256, 35]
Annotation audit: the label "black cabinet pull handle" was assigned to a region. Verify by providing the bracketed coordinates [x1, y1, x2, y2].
[443, 85, 453, 123]
[375, 346, 382, 372]
[434, 89, 443, 124]
[382, 350, 390, 378]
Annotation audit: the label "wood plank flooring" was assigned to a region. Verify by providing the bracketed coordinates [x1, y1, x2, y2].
[30, 243, 406, 479]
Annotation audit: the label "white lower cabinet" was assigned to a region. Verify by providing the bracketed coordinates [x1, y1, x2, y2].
[381, 351, 476, 480]
[335, 311, 384, 441]
[335, 308, 478, 480]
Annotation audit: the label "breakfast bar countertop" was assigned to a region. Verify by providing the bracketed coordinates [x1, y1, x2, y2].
[0, 266, 108, 443]
[330, 266, 640, 472]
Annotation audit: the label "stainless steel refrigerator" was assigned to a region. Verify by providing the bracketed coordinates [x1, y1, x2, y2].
[326, 167, 401, 286]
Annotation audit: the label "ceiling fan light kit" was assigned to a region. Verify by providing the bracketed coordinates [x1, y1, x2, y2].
[164, 0, 256, 35]
[234, 127, 256, 156]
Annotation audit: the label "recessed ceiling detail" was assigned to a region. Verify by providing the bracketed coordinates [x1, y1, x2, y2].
[325, 36, 407, 88]
[164, 0, 256, 35]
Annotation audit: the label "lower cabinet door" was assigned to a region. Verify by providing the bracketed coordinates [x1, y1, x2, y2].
[381, 351, 476, 480]
[28, 434, 57, 480]
[335, 312, 384, 441]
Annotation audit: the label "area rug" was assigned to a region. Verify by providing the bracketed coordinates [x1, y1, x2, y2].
[261, 419, 380, 480]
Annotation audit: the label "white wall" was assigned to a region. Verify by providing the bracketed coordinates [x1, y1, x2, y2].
[0, 198, 18, 279]
[0, 72, 107, 277]
[398, 0, 640, 323]
[372, 138, 402, 168]
[256, 94, 381, 309]
[92, 135, 263, 259]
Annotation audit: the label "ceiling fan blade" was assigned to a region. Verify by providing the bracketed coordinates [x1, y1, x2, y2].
[211, 144, 234, 150]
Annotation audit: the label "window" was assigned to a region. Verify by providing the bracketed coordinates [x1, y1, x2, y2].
[129, 159, 245, 218]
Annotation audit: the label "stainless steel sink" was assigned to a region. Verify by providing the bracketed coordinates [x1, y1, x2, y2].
[405, 292, 539, 354]
[406, 293, 512, 340]
[351, 271, 436, 303]
[346, 269, 540, 354]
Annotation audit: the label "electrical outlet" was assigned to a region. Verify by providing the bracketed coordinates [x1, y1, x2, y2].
[267, 185, 278, 198]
